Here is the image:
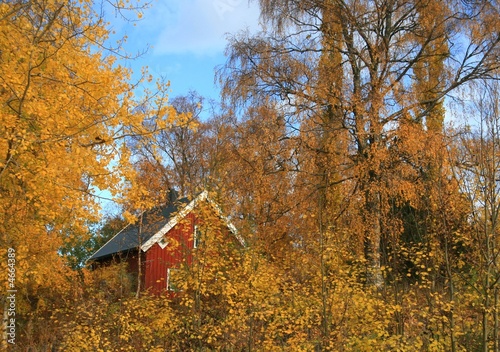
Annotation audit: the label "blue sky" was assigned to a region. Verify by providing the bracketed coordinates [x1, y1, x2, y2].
[107, 0, 261, 101]
[99, 1, 261, 214]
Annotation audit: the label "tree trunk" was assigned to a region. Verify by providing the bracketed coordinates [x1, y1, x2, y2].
[135, 212, 143, 298]
[364, 189, 383, 288]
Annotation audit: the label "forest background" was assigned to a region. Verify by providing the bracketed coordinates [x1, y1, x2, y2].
[1, 0, 500, 351]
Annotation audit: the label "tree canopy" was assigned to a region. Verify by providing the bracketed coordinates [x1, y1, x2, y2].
[2, 0, 500, 350]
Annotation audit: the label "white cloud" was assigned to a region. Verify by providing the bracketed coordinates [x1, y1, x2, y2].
[149, 0, 261, 56]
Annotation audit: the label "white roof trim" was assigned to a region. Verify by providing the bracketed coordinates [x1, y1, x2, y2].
[205, 197, 245, 247]
[141, 190, 208, 252]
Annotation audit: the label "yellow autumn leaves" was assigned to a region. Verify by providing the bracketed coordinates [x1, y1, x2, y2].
[2, 0, 500, 350]
[0, 2, 179, 347]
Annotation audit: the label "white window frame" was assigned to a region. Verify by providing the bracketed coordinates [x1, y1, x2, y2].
[158, 235, 169, 249]
[166, 268, 179, 291]
[193, 225, 201, 249]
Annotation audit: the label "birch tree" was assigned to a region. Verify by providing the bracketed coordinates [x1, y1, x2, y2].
[454, 78, 500, 352]
[220, 0, 500, 287]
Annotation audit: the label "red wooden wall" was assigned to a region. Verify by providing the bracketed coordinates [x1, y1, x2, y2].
[143, 212, 197, 295]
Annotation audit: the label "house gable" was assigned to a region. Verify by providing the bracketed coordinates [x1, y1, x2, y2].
[141, 190, 244, 253]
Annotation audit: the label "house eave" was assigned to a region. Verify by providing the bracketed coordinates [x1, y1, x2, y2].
[86, 222, 135, 264]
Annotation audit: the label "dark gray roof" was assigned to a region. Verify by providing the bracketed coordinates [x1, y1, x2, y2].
[88, 197, 190, 261]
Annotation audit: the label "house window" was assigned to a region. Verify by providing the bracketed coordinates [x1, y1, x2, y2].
[159, 235, 169, 249]
[194, 225, 201, 248]
[167, 268, 180, 291]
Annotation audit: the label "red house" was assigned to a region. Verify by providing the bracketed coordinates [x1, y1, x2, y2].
[88, 190, 243, 295]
